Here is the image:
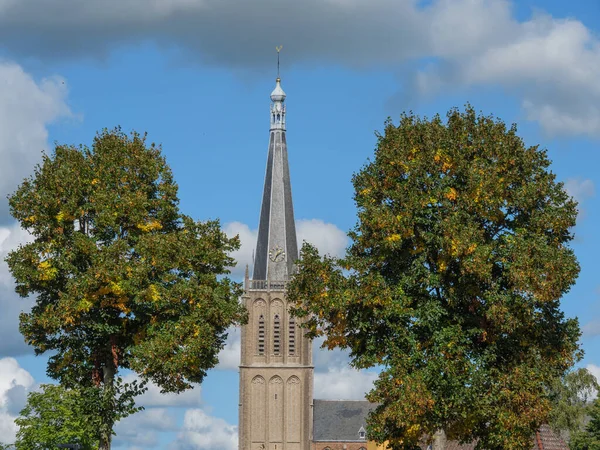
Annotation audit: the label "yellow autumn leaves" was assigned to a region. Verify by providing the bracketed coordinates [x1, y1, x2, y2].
[137, 220, 163, 232]
[37, 260, 58, 281]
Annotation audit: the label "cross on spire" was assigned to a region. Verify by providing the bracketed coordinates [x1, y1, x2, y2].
[276, 45, 283, 79]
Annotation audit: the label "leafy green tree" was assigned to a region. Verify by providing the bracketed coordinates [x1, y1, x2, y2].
[288, 106, 581, 450]
[549, 368, 598, 439]
[571, 397, 600, 450]
[6, 128, 245, 449]
[13, 383, 100, 450]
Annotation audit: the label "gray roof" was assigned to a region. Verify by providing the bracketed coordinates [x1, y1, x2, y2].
[253, 91, 298, 281]
[313, 400, 376, 442]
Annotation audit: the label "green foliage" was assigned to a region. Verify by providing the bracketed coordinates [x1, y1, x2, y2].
[549, 368, 598, 437]
[6, 128, 246, 449]
[13, 384, 99, 450]
[288, 105, 581, 450]
[571, 397, 600, 450]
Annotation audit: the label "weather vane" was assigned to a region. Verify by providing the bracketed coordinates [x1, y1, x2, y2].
[276, 45, 283, 78]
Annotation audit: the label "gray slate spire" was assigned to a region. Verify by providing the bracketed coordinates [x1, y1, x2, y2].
[252, 77, 298, 281]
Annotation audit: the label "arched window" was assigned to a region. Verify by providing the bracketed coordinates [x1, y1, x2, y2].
[273, 314, 281, 355]
[258, 315, 265, 355]
[288, 318, 296, 355]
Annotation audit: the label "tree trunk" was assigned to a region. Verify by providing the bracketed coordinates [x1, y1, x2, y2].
[98, 362, 116, 450]
[432, 429, 447, 450]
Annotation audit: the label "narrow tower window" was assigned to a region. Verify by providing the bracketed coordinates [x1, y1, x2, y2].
[288, 318, 296, 355]
[273, 314, 281, 355]
[258, 315, 265, 355]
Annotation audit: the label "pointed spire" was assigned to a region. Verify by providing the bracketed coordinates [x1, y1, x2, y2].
[252, 51, 298, 281]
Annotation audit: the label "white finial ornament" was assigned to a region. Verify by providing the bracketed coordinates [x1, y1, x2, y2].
[270, 46, 286, 130]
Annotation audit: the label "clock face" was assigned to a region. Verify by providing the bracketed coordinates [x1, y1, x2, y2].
[269, 247, 286, 262]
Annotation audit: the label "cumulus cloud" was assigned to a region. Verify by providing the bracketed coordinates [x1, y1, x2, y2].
[223, 221, 256, 279]
[215, 326, 241, 371]
[122, 373, 203, 408]
[564, 178, 595, 205]
[588, 364, 600, 383]
[297, 219, 348, 258]
[0, 358, 35, 445]
[0, 223, 34, 356]
[0, 61, 72, 223]
[313, 335, 353, 373]
[114, 408, 178, 448]
[0, 60, 71, 356]
[410, 6, 600, 137]
[170, 409, 238, 450]
[314, 367, 378, 401]
[224, 219, 347, 278]
[583, 320, 600, 338]
[1, 0, 599, 135]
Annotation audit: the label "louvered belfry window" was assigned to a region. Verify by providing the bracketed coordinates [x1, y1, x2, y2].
[288, 318, 296, 355]
[258, 315, 265, 354]
[273, 314, 281, 355]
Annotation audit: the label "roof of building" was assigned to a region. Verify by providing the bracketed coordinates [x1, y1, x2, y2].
[533, 424, 570, 450]
[252, 76, 297, 282]
[313, 399, 375, 442]
[313, 401, 569, 450]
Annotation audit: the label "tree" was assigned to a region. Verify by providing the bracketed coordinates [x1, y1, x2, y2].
[13, 383, 105, 450]
[288, 106, 581, 450]
[6, 128, 246, 449]
[570, 397, 600, 450]
[549, 368, 598, 440]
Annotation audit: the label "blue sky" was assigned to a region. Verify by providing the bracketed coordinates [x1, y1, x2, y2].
[0, 0, 599, 448]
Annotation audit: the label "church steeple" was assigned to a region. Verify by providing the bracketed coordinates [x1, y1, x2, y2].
[239, 54, 313, 450]
[253, 67, 298, 281]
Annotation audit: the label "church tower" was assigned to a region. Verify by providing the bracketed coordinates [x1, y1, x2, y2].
[238, 72, 313, 450]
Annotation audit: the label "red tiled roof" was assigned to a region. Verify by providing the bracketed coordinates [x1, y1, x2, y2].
[414, 425, 568, 450]
[532, 424, 569, 450]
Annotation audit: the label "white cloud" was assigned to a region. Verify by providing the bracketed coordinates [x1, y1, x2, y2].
[587, 364, 600, 383]
[587, 364, 600, 400]
[122, 373, 202, 408]
[313, 335, 381, 401]
[582, 320, 600, 338]
[0, 61, 72, 223]
[114, 408, 177, 448]
[0, 222, 35, 356]
[224, 219, 347, 279]
[2, 1, 598, 135]
[297, 219, 348, 258]
[314, 367, 378, 401]
[412, 6, 600, 137]
[215, 327, 241, 371]
[564, 178, 595, 205]
[170, 409, 237, 450]
[0, 357, 35, 445]
[223, 222, 256, 279]
[0, 60, 71, 356]
[313, 335, 353, 373]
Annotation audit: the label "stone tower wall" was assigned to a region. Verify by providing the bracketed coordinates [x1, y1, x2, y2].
[239, 286, 314, 450]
